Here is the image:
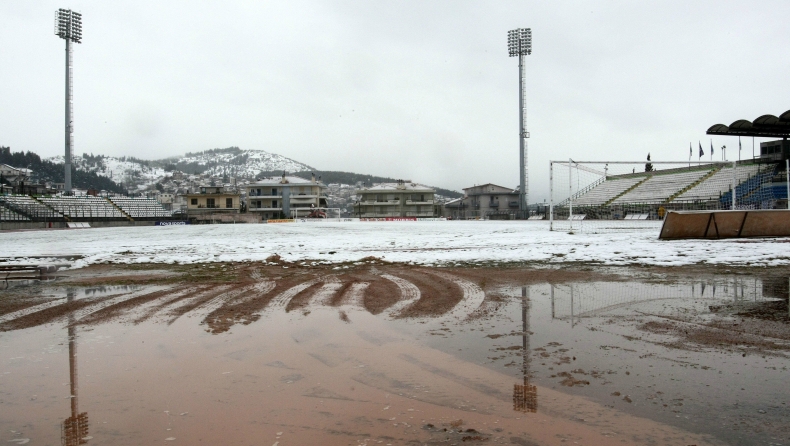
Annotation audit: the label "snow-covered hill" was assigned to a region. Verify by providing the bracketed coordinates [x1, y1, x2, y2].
[48, 154, 166, 184]
[173, 147, 313, 178]
[46, 147, 315, 190]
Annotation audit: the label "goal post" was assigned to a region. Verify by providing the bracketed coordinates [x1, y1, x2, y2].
[549, 159, 783, 233]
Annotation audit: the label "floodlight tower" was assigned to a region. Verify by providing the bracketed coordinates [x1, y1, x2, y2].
[55, 9, 82, 194]
[508, 28, 532, 215]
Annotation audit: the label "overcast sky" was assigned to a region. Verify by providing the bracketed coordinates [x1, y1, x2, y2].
[1, 1, 788, 200]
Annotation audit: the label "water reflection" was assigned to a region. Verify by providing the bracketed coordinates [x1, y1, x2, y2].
[548, 277, 787, 327]
[512, 287, 537, 414]
[62, 289, 89, 446]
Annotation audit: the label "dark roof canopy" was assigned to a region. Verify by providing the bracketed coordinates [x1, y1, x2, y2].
[707, 110, 790, 138]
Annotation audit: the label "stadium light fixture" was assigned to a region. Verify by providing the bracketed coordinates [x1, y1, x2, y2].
[55, 8, 82, 194]
[507, 28, 532, 215]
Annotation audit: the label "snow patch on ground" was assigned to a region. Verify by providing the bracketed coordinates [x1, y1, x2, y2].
[1, 221, 789, 269]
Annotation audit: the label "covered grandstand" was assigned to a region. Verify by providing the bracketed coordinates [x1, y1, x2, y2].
[552, 109, 790, 222]
[552, 160, 787, 221]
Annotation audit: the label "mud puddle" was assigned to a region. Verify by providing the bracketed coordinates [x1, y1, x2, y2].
[0, 264, 788, 445]
[417, 279, 790, 446]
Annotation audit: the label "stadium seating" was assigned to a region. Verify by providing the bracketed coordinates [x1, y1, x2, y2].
[108, 197, 171, 219]
[572, 177, 644, 206]
[0, 195, 63, 220]
[0, 205, 31, 221]
[39, 196, 126, 219]
[675, 165, 760, 202]
[611, 169, 712, 204]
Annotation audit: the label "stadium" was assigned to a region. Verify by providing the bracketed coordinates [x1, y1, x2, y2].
[543, 110, 790, 234]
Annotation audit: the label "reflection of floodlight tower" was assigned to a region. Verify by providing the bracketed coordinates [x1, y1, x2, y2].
[62, 290, 89, 446]
[55, 9, 82, 195]
[507, 28, 532, 216]
[513, 286, 537, 413]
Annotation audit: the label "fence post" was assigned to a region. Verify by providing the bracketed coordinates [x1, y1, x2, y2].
[549, 161, 554, 231]
[731, 161, 736, 210]
[568, 159, 573, 232]
[786, 159, 789, 210]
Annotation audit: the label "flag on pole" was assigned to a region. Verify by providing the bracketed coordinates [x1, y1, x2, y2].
[699, 141, 704, 158]
[739, 137, 742, 152]
[711, 140, 714, 156]
[689, 142, 692, 157]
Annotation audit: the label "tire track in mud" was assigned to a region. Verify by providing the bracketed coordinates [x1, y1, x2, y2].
[305, 277, 344, 307]
[162, 284, 237, 324]
[0, 298, 69, 326]
[0, 294, 124, 331]
[380, 274, 421, 318]
[70, 286, 174, 323]
[387, 270, 463, 318]
[362, 274, 401, 315]
[269, 279, 321, 313]
[132, 285, 216, 324]
[184, 282, 274, 320]
[78, 286, 200, 326]
[338, 282, 369, 309]
[0, 291, 57, 319]
[203, 278, 309, 334]
[426, 270, 486, 321]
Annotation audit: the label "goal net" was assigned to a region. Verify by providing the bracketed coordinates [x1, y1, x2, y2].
[549, 159, 786, 233]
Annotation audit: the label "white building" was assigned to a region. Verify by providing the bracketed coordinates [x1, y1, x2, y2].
[353, 180, 438, 217]
[246, 173, 328, 219]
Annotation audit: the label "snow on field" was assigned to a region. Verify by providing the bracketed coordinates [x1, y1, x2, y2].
[1, 221, 789, 269]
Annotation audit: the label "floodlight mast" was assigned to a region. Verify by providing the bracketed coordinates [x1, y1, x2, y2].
[508, 28, 532, 215]
[55, 9, 82, 194]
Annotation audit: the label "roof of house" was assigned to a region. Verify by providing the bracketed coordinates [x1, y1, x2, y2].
[463, 183, 517, 194]
[248, 176, 326, 187]
[357, 182, 435, 193]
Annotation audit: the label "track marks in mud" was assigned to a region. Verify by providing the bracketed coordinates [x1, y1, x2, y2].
[339, 282, 370, 308]
[131, 285, 215, 324]
[385, 271, 465, 318]
[380, 274, 422, 317]
[268, 279, 320, 313]
[1, 266, 492, 332]
[78, 286, 195, 326]
[203, 278, 311, 334]
[427, 271, 486, 321]
[285, 279, 338, 313]
[0, 298, 69, 326]
[0, 294, 124, 331]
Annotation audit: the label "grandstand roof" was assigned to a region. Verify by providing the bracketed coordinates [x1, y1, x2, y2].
[707, 109, 790, 138]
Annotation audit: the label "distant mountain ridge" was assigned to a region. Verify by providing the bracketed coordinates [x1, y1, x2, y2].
[39, 146, 461, 197]
[162, 147, 314, 177]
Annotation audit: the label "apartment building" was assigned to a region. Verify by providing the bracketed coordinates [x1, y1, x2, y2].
[246, 174, 328, 219]
[185, 186, 240, 215]
[444, 183, 519, 219]
[353, 180, 439, 217]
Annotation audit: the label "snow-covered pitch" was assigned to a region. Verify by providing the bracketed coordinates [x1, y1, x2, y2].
[1, 221, 788, 269]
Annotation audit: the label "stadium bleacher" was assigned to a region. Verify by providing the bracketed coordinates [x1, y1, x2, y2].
[675, 164, 760, 202]
[38, 196, 126, 219]
[572, 177, 644, 206]
[611, 169, 712, 204]
[108, 197, 171, 219]
[0, 206, 31, 221]
[0, 195, 63, 220]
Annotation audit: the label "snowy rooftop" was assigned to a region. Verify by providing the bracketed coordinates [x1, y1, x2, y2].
[357, 182, 434, 192]
[249, 176, 325, 187]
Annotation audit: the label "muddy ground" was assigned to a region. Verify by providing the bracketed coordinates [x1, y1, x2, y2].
[1, 260, 789, 445]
